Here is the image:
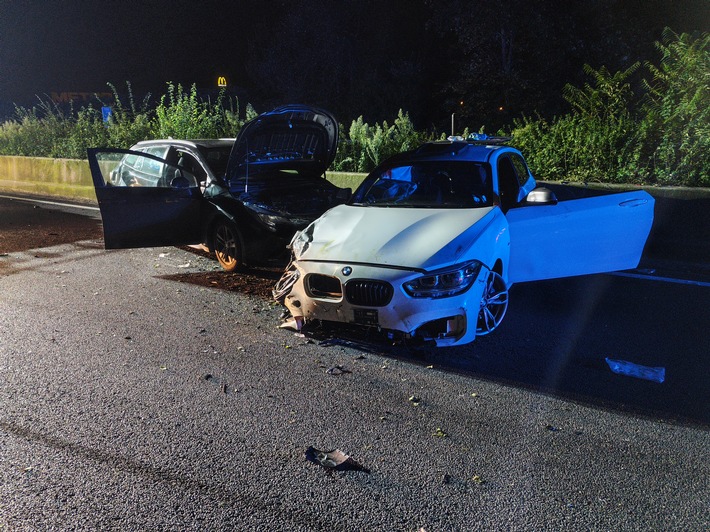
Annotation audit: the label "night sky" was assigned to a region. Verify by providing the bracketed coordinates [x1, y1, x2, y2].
[1, 1, 708, 127]
[0, 1, 251, 104]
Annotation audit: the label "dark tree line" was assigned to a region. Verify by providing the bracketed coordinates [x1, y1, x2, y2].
[0, 0, 706, 134]
[235, 0, 706, 131]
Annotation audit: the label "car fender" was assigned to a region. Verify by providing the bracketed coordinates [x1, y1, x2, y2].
[457, 206, 511, 284]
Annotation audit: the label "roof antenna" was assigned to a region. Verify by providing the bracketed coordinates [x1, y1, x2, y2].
[244, 139, 249, 194]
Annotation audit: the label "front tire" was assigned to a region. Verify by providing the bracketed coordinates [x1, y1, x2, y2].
[213, 221, 243, 272]
[476, 270, 509, 336]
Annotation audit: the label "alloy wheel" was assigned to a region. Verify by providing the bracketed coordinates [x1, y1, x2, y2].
[476, 270, 509, 336]
[213, 222, 242, 272]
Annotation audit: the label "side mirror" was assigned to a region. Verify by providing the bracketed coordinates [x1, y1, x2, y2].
[525, 187, 558, 206]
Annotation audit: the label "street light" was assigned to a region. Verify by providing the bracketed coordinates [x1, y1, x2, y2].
[451, 101, 464, 136]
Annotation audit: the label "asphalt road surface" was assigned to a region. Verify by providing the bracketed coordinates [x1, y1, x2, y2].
[1, 196, 708, 530]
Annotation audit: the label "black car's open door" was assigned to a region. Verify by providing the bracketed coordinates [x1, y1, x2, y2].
[88, 148, 203, 249]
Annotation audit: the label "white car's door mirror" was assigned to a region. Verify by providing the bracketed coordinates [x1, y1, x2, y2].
[525, 187, 558, 205]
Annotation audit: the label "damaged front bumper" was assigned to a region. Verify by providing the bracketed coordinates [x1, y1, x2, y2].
[274, 259, 491, 347]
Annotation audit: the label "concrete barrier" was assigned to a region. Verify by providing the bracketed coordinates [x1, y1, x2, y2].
[0, 155, 97, 203]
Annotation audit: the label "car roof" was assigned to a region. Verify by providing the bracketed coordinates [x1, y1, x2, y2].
[412, 140, 511, 162]
[131, 139, 235, 150]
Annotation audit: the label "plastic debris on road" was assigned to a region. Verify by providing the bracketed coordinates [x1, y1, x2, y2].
[305, 447, 370, 473]
[605, 357, 666, 383]
[326, 365, 351, 375]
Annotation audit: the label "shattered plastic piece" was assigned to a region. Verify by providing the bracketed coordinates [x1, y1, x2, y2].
[278, 317, 303, 331]
[305, 447, 370, 473]
[605, 357, 665, 383]
[326, 365, 352, 375]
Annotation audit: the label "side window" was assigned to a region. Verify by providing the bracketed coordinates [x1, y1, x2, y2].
[510, 154, 530, 183]
[109, 153, 196, 188]
[176, 151, 206, 185]
[497, 156, 521, 212]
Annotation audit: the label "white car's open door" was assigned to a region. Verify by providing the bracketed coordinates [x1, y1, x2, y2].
[506, 190, 654, 284]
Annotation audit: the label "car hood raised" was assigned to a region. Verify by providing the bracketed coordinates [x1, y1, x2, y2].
[226, 105, 338, 181]
[294, 204, 496, 270]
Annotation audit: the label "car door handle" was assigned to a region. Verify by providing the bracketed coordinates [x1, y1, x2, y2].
[619, 198, 649, 208]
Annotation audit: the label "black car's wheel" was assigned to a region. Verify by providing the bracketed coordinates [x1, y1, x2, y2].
[213, 221, 243, 272]
[476, 270, 509, 336]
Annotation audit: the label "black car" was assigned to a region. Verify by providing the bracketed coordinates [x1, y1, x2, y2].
[88, 105, 349, 271]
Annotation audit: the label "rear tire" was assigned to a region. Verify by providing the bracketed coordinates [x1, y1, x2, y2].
[213, 221, 243, 272]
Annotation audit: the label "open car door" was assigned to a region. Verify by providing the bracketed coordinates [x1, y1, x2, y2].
[506, 189, 654, 284]
[88, 148, 203, 249]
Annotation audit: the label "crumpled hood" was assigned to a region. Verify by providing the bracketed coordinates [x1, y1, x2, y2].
[226, 105, 338, 181]
[295, 204, 496, 270]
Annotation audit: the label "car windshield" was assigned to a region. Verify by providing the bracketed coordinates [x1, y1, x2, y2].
[351, 161, 493, 208]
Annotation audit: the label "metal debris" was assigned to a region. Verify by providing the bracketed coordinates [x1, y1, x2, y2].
[305, 447, 370, 473]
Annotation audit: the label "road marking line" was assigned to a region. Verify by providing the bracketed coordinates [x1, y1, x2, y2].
[0, 194, 99, 211]
[610, 271, 710, 287]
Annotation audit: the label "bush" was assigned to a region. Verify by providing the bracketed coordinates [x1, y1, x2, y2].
[635, 30, 709, 187]
[152, 82, 248, 140]
[511, 30, 708, 187]
[333, 110, 430, 172]
[103, 82, 153, 148]
[511, 63, 640, 183]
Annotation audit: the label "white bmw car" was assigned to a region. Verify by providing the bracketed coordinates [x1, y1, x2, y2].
[275, 136, 655, 347]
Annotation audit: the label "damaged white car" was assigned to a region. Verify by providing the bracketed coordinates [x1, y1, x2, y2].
[274, 136, 655, 347]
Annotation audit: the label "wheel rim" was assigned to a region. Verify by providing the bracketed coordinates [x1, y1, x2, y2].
[476, 270, 509, 336]
[214, 223, 240, 270]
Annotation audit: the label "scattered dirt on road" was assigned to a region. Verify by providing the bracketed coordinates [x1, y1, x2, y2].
[0, 201, 280, 299]
[0, 203, 103, 254]
[160, 263, 281, 300]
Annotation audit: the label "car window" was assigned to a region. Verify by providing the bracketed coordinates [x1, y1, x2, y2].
[497, 156, 522, 211]
[510, 154, 530, 182]
[198, 146, 232, 177]
[144, 146, 168, 158]
[351, 161, 492, 208]
[106, 152, 198, 188]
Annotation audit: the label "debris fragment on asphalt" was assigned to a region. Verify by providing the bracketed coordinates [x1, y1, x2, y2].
[326, 365, 351, 376]
[278, 316, 303, 331]
[305, 447, 370, 473]
[433, 427, 448, 438]
[605, 357, 666, 383]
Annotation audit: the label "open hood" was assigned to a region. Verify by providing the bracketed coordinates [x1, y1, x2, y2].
[293, 204, 497, 271]
[226, 105, 338, 181]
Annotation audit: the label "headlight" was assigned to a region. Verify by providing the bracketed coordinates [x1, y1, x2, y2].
[403, 261, 482, 299]
[256, 211, 290, 229]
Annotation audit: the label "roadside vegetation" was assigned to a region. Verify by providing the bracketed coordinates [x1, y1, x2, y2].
[0, 30, 706, 187]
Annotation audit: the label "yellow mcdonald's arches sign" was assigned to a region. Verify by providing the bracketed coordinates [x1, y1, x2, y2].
[217, 76, 227, 87]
